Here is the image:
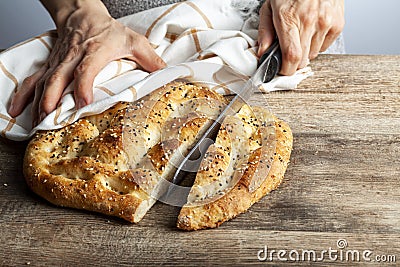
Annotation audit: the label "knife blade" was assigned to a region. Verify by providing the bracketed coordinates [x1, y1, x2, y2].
[163, 39, 282, 202]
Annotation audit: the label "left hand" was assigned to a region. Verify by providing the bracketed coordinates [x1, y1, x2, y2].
[8, 0, 165, 126]
[258, 0, 345, 75]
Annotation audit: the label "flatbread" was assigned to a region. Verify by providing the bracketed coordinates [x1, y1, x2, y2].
[24, 81, 227, 223]
[24, 81, 292, 228]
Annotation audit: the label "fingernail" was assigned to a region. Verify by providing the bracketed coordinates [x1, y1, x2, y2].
[40, 112, 47, 122]
[76, 99, 87, 109]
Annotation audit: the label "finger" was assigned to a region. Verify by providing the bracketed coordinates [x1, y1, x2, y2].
[127, 37, 166, 72]
[299, 28, 314, 69]
[319, 0, 345, 52]
[274, 21, 302, 76]
[309, 29, 329, 60]
[320, 28, 342, 52]
[39, 58, 80, 117]
[258, 1, 275, 57]
[8, 66, 47, 117]
[298, 8, 319, 68]
[38, 37, 85, 118]
[73, 51, 113, 109]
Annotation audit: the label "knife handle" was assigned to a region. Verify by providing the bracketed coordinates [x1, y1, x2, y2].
[258, 39, 282, 83]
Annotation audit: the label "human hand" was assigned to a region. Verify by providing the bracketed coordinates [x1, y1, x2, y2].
[258, 0, 345, 75]
[8, 0, 166, 125]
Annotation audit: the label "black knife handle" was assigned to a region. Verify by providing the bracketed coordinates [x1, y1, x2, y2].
[258, 39, 282, 83]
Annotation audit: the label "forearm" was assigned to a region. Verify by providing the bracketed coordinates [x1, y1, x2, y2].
[39, 0, 109, 28]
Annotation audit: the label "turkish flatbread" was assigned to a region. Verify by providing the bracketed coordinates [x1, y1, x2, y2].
[24, 81, 292, 228]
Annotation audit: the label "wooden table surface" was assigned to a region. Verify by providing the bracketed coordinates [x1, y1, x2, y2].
[1, 55, 399, 266]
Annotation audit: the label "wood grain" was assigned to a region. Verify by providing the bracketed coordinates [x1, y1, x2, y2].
[1, 55, 400, 266]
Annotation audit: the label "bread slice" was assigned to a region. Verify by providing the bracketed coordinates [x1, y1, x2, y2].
[24, 81, 228, 223]
[177, 105, 293, 230]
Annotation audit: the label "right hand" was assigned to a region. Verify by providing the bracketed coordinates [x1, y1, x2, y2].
[8, 0, 166, 126]
[258, 0, 345, 75]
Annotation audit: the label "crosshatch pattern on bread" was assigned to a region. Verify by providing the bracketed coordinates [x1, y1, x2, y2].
[24, 81, 293, 230]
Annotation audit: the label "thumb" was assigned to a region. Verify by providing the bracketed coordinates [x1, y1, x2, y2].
[258, 0, 275, 57]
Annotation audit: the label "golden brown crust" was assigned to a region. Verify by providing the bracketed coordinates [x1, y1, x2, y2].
[24, 80, 292, 227]
[24, 81, 227, 223]
[177, 107, 293, 230]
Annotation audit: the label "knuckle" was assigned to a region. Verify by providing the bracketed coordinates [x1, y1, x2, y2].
[45, 72, 62, 87]
[22, 75, 36, 88]
[302, 16, 314, 27]
[74, 61, 95, 81]
[64, 44, 79, 62]
[85, 40, 101, 53]
[286, 46, 302, 63]
[67, 35, 79, 50]
[302, 12, 317, 26]
[333, 18, 346, 34]
[318, 14, 332, 30]
[75, 82, 85, 93]
[67, 29, 82, 44]
[329, 26, 343, 38]
[74, 62, 87, 77]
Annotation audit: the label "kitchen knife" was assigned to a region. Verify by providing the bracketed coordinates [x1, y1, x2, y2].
[163, 39, 282, 203]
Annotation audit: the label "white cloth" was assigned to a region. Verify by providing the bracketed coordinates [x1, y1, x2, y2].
[0, 0, 312, 141]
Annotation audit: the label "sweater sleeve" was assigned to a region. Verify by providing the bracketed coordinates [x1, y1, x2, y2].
[101, 0, 184, 19]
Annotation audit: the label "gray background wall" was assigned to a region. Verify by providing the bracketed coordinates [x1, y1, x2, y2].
[0, 0, 399, 54]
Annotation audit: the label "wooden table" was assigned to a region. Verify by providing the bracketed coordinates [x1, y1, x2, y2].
[1, 55, 399, 266]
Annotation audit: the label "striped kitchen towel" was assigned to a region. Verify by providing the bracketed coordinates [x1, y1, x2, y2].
[0, 0, 312, 141]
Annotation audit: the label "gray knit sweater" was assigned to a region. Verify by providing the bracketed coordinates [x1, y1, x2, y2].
[101, 0, 344, 54]
[102, 0, 183, 18]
